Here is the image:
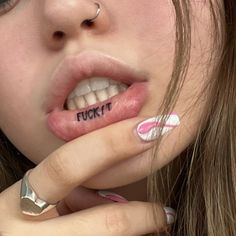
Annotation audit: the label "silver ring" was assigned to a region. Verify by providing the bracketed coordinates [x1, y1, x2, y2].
[20, 169, 57, 216]
[87, 2, 101, 23]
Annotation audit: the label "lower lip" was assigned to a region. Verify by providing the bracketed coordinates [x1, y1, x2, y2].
[47, 82, 148, 141]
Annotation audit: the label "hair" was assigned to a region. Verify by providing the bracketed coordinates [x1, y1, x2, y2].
[0, 0, 235, 235]
[148, 0, 236, 235]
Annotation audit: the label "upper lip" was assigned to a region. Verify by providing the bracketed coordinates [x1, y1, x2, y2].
[45, 50, 149, 113]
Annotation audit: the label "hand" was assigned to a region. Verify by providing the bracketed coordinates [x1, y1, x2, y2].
[0, 117, 174, 235]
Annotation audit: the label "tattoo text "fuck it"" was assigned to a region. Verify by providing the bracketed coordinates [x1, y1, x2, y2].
[77, 102, 112, 122]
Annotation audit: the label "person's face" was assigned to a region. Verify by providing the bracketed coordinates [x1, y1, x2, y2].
[0, 0, 213, 189]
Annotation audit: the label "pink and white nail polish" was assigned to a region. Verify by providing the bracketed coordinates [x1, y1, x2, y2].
[164, 207, 176, 225]
[136, 113, 180, 141]
[97, 191, 129, 203]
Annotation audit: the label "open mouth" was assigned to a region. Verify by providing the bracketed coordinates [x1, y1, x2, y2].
[46, 51, 149, 141]
[63, 77, 130, 111]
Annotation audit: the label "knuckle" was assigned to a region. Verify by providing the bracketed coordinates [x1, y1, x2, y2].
[105, 130, 134, 157]
[106, 135, 121, 156]
[105, 206, 130, 235]
[45, 150, 74, 186]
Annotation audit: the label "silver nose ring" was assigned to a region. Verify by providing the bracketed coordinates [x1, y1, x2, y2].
[87, 2, 101, 23]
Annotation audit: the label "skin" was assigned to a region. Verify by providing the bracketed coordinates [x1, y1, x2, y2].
[0, 0, 213, 204]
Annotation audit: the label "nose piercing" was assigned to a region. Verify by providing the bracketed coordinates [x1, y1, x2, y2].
[87, 2, 101, 23]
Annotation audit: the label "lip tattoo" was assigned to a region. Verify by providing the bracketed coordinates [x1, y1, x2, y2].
[77, 102, 112, 121]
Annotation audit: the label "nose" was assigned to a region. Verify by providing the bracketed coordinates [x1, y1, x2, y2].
[40, 0, 109, 49]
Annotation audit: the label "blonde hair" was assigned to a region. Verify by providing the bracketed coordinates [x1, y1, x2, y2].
[148, 0, 236, 235]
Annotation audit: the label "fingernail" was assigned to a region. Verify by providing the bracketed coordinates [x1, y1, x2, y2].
[136, 113, 180, 142]
[97, 191, 129, 203]
[164, 207, 176, 225]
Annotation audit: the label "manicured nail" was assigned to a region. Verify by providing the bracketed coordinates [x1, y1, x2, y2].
[164, 207, 176, 225]
[97, 191, 129, 203]
[136, 113, 180, 142]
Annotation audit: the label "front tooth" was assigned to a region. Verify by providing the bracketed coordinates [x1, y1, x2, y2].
[84, 92, 97, 105]
[108, 85, 119, 98]
[95, 89, 109, 102]
[74, 80, 91, 97]
[90, 77, 109, 91]
[74, 96, 87, 109]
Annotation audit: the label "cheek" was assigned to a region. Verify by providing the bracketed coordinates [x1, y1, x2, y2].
[0, 36, 41, 139]
[0, 8, 47, 124]
[0, 50, 33, 123]
[113, 0, 176, 83]
[0, 14, 32, 110]
[116, 0, 175, 41]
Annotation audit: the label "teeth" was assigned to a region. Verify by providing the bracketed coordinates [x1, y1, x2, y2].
[68, 91, 76, 99]
[74, 96, 87, 109]
[95, 89, 109, 102]
[108, 85, 120, 98]
[74, 80, 91, 97]
[109, 80, 119, 85]
[90, 77, 109, 91]
[119, 84, 129, 92]
[67, 99, 77, 110]
[66, 78, 129, 110]
[84, 92, 97, 106]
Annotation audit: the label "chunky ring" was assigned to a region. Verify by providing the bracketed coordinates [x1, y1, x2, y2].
[20, 169, 57, 216]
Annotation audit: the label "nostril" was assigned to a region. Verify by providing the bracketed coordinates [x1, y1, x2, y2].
[52, 23, 94, 42]
[81, 19, 95, 28]
[53, 31, 65, 40]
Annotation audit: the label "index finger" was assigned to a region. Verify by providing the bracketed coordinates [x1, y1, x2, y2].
[1, 117, 155, 217]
